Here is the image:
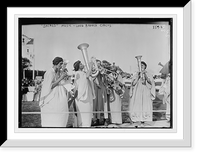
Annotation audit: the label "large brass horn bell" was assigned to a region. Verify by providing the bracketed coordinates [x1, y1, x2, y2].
[135, 55, 142, 72]
[78, 43, 90, 71]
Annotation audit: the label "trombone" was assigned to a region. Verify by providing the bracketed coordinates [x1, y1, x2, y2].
[90, 57, 119, 80]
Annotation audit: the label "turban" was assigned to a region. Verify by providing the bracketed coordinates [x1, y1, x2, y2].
[73, 60, 81, 71]
[102, 60, 111, 66]
[52, 57, 63, 65]
[141, 61, 147, 69]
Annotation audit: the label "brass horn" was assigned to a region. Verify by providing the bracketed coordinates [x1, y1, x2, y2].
[158, 62, 164, 67]
[77, 43, 96, 99]
[135, 55, 142, 72]
[90, 56, 100, 77]
[135, 55, 146, 82]
[78, 43, 90, 71]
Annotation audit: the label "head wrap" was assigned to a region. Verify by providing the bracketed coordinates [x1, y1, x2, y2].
[102, 60, 111, 66]
[141, 61, 147, 69]
[52, 57, 63, 65]
[95, 59, 101, 63]
[73, 60, 81, 71]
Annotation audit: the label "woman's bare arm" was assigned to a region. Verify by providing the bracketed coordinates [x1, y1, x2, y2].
[51, 72, 68, 89]
[143, 72, 152, 85]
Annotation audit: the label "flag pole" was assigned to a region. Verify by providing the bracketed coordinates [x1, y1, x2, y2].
[23, 69, 25, 79]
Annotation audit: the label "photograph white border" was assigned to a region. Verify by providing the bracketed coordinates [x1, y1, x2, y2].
[4, 2, 191, 147]
[14, 14, 176, 134]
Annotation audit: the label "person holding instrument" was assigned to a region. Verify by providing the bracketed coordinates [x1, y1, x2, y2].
[39, 57, 69, 127]
[129, 61, 156, 127]
[91, 59, 108, 126]
[73, 60, 95, 127]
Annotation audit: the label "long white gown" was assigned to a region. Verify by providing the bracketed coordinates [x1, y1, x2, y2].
[39, 68, 69, 127]
[75, 71, 94, 127]
[129, 71, 156, 122]
[109, 91, 122, 124]
[159, 74, 170, 120]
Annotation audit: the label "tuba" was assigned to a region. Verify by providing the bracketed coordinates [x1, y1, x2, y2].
[77, 43, 96, 99]
[78, 43, 90, 71]
[77, 43, 99, 77]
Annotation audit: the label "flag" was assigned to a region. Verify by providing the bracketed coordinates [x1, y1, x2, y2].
[159, 61, 170, 75]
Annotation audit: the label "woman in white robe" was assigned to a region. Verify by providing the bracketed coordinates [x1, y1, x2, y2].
[73, 60, 95, 127]
[39, 57, 69, 127]
[159, 74, 170, 122]
[129, 61, 156, 126]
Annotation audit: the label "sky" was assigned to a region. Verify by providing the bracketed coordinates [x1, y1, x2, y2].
[22, 23, 170, 75]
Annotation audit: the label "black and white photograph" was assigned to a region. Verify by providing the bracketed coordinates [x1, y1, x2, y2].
[19, 18, 172, 129]
[3, 2, 193, 149]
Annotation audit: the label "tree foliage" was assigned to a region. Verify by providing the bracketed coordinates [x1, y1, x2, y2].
[22, 57, 32, 69]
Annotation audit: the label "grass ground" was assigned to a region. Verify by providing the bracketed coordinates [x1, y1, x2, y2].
[20, 88, 166, 128]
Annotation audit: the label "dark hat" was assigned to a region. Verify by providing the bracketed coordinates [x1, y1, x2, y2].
[73, 60, 81, 71]
[52, 57, 63, 65]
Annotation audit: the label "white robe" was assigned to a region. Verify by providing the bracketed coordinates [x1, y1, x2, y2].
[75, 71, 94, 127]
[39, 68, 69, 127]
[159, 75, 170, 116]
[129, 71, 156, 122]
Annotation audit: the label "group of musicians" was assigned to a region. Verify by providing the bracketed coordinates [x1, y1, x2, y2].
[63, 57, 126, 127]
[38, 44, 170, 128]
